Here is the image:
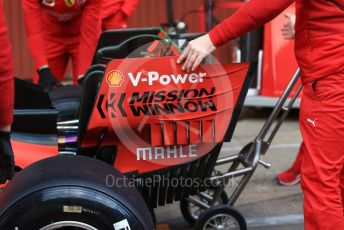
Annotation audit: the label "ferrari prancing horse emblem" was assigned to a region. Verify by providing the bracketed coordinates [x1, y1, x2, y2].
[65, 0, 75, 7]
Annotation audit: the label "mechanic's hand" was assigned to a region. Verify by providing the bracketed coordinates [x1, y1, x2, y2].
[177, 34, 216, 72]
[38, 67, 63, 92]
[281, 13, 296, 40]
[0, 131, 15, 184]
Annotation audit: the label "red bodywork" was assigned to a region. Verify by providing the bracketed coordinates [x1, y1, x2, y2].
[81, 56, 250, 174]
[12, 141, 58, 170]
[10, 57, 250, 177]
[260, 6, 299, 97]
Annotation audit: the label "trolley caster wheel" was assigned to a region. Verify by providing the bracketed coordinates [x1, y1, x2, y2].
[180, 189, 229, 226]
[195, 205, 247, 230]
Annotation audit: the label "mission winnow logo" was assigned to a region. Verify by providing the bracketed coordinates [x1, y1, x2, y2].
[99, 70, 217, 118]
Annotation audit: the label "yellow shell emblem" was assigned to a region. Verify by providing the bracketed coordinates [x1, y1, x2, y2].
[106, 71, 124, 87]
[65, 0, 75, 7]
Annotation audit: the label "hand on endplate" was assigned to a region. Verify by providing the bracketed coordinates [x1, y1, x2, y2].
[177, 34, 216, 72]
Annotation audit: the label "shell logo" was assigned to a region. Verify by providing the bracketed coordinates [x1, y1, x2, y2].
[106, 71, 124, 87]
[65, 0, 75, 7]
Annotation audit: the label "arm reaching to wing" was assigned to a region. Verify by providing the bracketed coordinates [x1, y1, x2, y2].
[177, 0, 295, 72]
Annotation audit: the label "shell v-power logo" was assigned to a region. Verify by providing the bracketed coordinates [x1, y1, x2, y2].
[106, 71, 125, 87]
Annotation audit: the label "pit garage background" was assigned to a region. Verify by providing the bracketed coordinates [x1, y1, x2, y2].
[3, 0, 238, 81]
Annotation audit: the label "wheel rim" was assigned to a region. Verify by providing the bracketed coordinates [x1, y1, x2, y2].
[188, 190, 223, 220]
[39, 221, 98, 230]
[202, 214, 240, 230]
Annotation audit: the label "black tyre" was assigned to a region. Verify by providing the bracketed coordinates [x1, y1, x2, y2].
[49, 85, 82, 121]
[195, 205, 247, 230]
[180, 189, 229, 226]
[0, 155, 154, 230]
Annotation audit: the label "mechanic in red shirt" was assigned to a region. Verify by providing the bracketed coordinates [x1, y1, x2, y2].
[178, 0, 344, 229]
[0, 0, 15, 184]
[22, 0, 101, 91]
[101, 0, 140, 30]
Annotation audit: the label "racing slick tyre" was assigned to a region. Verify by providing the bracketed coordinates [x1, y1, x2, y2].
[195, 205, 247, 230]
[49, 85, 82, 121]
[180, 189, 229, 226]
[0, 155, 154, 230]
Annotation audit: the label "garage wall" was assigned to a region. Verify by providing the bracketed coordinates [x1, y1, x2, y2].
[4, 0, 236, 80]
[4, 0, 32, 79]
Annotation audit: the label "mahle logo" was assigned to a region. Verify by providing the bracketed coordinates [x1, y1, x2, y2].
[107, 71, 124, 87]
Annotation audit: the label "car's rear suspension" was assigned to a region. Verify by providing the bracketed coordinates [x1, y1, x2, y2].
[57, 119, 79, 154]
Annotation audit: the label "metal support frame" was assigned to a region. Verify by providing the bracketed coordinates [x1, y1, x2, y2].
[188, 68, 302, 209]
[204, 0, 215, 32]
[166, 0, 175, 28]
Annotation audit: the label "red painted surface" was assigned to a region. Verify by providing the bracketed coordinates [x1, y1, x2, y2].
[82, 56, 249, 173]
[0, 0, 14, 127]
[261, 5, 299, 97]
[11, 140, 58, 169]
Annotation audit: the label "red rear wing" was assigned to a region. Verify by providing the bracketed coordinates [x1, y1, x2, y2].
[82, 57, 253, 174]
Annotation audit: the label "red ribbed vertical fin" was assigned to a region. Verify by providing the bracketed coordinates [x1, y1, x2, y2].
[176, 122, 188, 145]
[163, 122, 175, 145]
[151, 123, 163, 146]
[202, 120, 214, 143]
[189, 121, 201, 144]
[214, 120, 223, 142]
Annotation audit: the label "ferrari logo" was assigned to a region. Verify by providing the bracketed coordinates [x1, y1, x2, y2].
[42, 0, 55, 7]
[65, 0, 75, 7]
[106, 71, 124, 87]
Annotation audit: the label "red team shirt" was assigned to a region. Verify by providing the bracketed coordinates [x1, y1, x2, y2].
[22, 0, 101, 77]
[101, 0, 140, 30]
[0, 0, 14, 127]
[22, 0, 139, 77]
[209, 0, 344, 84]
[0, 0, 139, 126]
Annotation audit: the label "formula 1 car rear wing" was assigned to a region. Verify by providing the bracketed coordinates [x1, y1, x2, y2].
[79, 56, 255, 174]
